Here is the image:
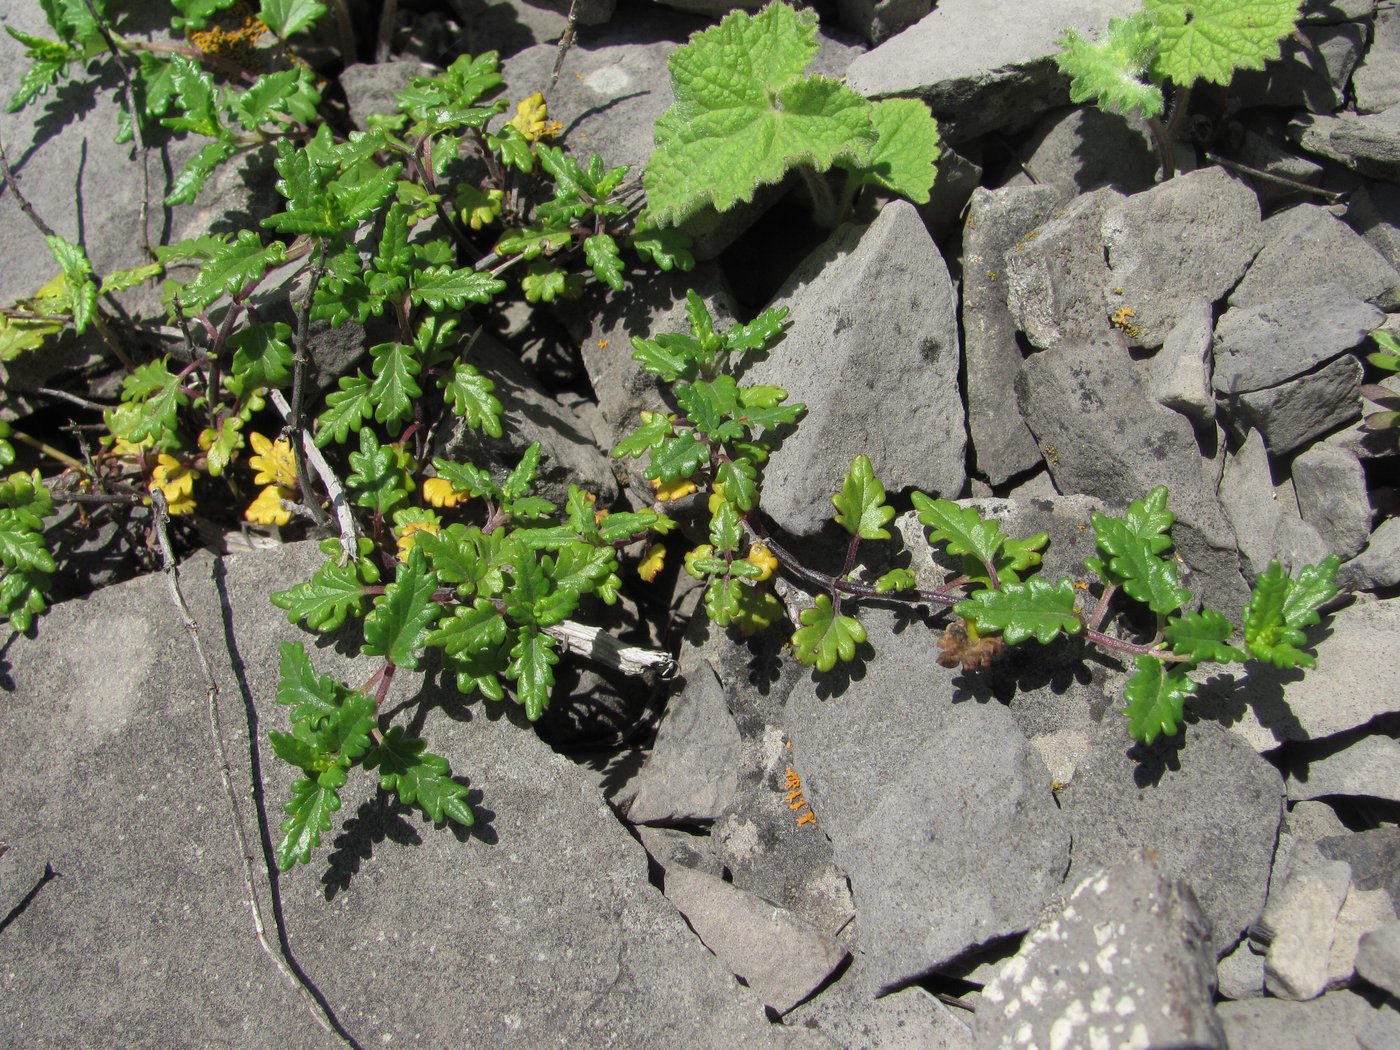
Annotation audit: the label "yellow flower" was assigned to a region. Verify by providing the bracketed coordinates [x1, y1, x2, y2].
[637, 543, 666, 582]
[423, 476, 469, 508]
[746, 543, 778, 582]
[395, 519, 441, 562]
[651, 477, 698, 503]
[508, 92, 563, 142]
[247, 431, 298, 489]
[245, 484, 293, 526]
[150, 454, 197, 515]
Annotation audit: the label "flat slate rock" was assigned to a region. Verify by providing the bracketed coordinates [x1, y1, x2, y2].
[784, 607, 1070, 990]
[1288, 735, 1400, 805]
[0, 542, 806, 1049]
[1217, 989, 1400, 1050]
[1057, 719, 1285, 957]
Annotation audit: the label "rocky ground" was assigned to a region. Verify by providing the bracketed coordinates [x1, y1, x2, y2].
[3, 0, 1400, 1047]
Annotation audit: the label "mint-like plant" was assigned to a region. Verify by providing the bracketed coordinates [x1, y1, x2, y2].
[1056, 0, 1303, 176]
[619, 305, 1340, 747]
[643, 1, 941, 227]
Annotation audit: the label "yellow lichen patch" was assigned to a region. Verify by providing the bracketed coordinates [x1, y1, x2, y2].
[245, 484, 293, 526]
[150, 454, 197, 515]
[423, 476, 469, 508]
[508, 92, 563, 142]
[637, 542, 666, 582]
[746, 543, 778, 582]
[1109, 305, 1142, 339]
[188, 1, 268, 72]
[247, 431, 298, 489]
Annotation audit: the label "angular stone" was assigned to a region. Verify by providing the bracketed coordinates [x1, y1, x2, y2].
[1218, 938, 1268, 1000]
[1218, 989, 1400, 1050]
[961, 186, 1064, 484]
[624, 660, 744, 825]
[1016, 341, 1249, 615]
[1102, 168, 1265, 350]
[1288, 735, 1400, 804]
[1219, 428, 1291, 580]
[1230, 204, 1400, 311]
[1006, 188, 1123, 352]
[1340, 517, 1400, 592]
[1211, 286, 1383, 394]
[785, 607, 1070, 990]
[1357, 921, 1400, 999]
[1233, 22, 1367, 115]
[0, 543, 793, 1047]
[1256, 845, 1352, 1000]
[1059, 720, 1284, 957]
[742, 201, 965, 537]
[1320, 828, 1400, 911]
[1000, 105, 1158, 198]
[1152, 297, 1217, 423]
[845, 0, 1140, 140]
[834, 0, 931, 45]
[339, 60, 435, 131]
[978, 851, 1226, 1050]
[1355, 0, 1400, 114]
[1348, 182, 1400, 274]
[1292, 105, 1400, 181]
[1234, 353, 1364, 457]
[1292, 443, 1373, 559]
[662, 864, 849, 1015]
[784, 955, 975, 1049]
[1330, 885, 1398, 986]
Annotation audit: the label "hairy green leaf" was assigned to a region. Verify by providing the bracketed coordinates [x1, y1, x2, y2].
[1146, 0, 1302, 88]
[791, 594, 865, 672]
[855, 98, 941, 204]
[1055, 13, 1165, 118]
[1123, 654, 1194, 744]
[833, 454, 894, 540]
[259, 0, 326, 39]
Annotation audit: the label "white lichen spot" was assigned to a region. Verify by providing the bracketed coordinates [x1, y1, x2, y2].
[1125, 1022, 1150, 1049]
[1050, 1000, 1088, 1050]
[1090, 986, 1114, 1013]
[1095, 942, 1118, 975]
[1014, 1022, 1034, 1045]
[1024, 976, 1049, 1007]
[1089, 1029, 1112, 1050]
[583, 65, 633, 97]
[1093, 921, 1115, 947]
[1115, 995, 1136, 1016]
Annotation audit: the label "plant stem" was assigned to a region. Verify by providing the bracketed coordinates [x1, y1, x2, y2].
[8, 428, 84, 471]
[286, 247, 330, 530]
[795, 165, 839, 228]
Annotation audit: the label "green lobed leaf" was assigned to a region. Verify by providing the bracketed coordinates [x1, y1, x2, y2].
[362, 547, 441, 669]
[160, 55, 224, 138]
[955, 577, 1082, 646]
[1123, 654, 1195, 744]
[427, 598, 508, 657]
[273, 641, 343, 727]
[259, 0, 327, 39]
[1243, 556, 1339, 669]
[508, 625, 558, 720]
[614, 411, 675, 459]
[165, 139, 239, 206]
[716, 457, 758, 512]
[409, 266, 505, 310]
[646, 432, 709, 482]
[724, 305, 791, 354]
[876, 568, 917, 593]
[230, 67, 321, 130]
[912, 492, 1005, 566]
[1164, 608, 1246, 666]
[0, 566, 50, 633]
[43, 235, 96, 335]
[630, 333, 703, 383]
[440, 362, 503, 438]
[854, 98, 941, 204]
[502, 442, 541, 502]
[229, 321, 293, 389]
[644, 3, 876, 225]
[176, 230, 286, 312]
[629, 225, 695, 272]
[5, 26, 74, 113]
[1055, 14, 1165, 119]
[316, 372, 373, 447]
[345, 427, 412, 515]
[833, 454, 895, 541]
[276, 778, 340, 869]
[583, 233, 625, 292]
[270, 551, 379, 633]
[364, 727, 474, 826]
[791, 594, 866, 672]
[1145, 0, 1303, 88]
[367, 341, 423, 432]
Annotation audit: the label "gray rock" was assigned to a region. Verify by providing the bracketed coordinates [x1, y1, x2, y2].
[1059, 720, 1285, 958]
[1218, 989, 1400, 1050]
[1218, 428, 1330, 582]
[1233, 21, 1368, 115]
[1005, 188, 1124, 352]
[961, 186, 1065, 484]
[1320, 828, 1400, 911]
[1293, 443, 1373, 558]
[624, 660, 744, 825]
[785, 606, 1070, 990]
[1355, 0, 1400, 113]
[1202, 598, 1400, 751]
[647, 0, 763, 16]
[1288, 735, 1400, 804]
[1000, 105, 1158, 198]
[1230, 204, 1400, 312]
[662, 863, 849, 1015]
[1232, 353, 1364, 456]
[785, 955, 975, 1049]
[436, 331, 619, 506]
[1255, 844, 1352, 999]
[1300, 0, 1378, 22]
[977, 850, 1226, 1050]
[1339, 516, 1400, 591]
[1232, 117, 1329, 208]
[845, 0, 1141, 140]
[1218, 938, 1268, 1000]
[0, 542, 798, 1047]
[1211, 285, 1383, 394]
[1357, 920, 1400, 998]
[1152, 297, 1217, 423]
[742, 201, 965, 537]
[1290, 106, 1400, 186]
[444, 0, 573, 55]
[339, 60, 436, 131]
[1348, 182, 1400, 274]
[1016, 341, 1250, 615]
[633, 824, 728, 879]
[1102, 168, 1266, 350]
[835, 0, 931, 45]
[1271, 514, 1333, 577]
[1330, 884, 1398, 985]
